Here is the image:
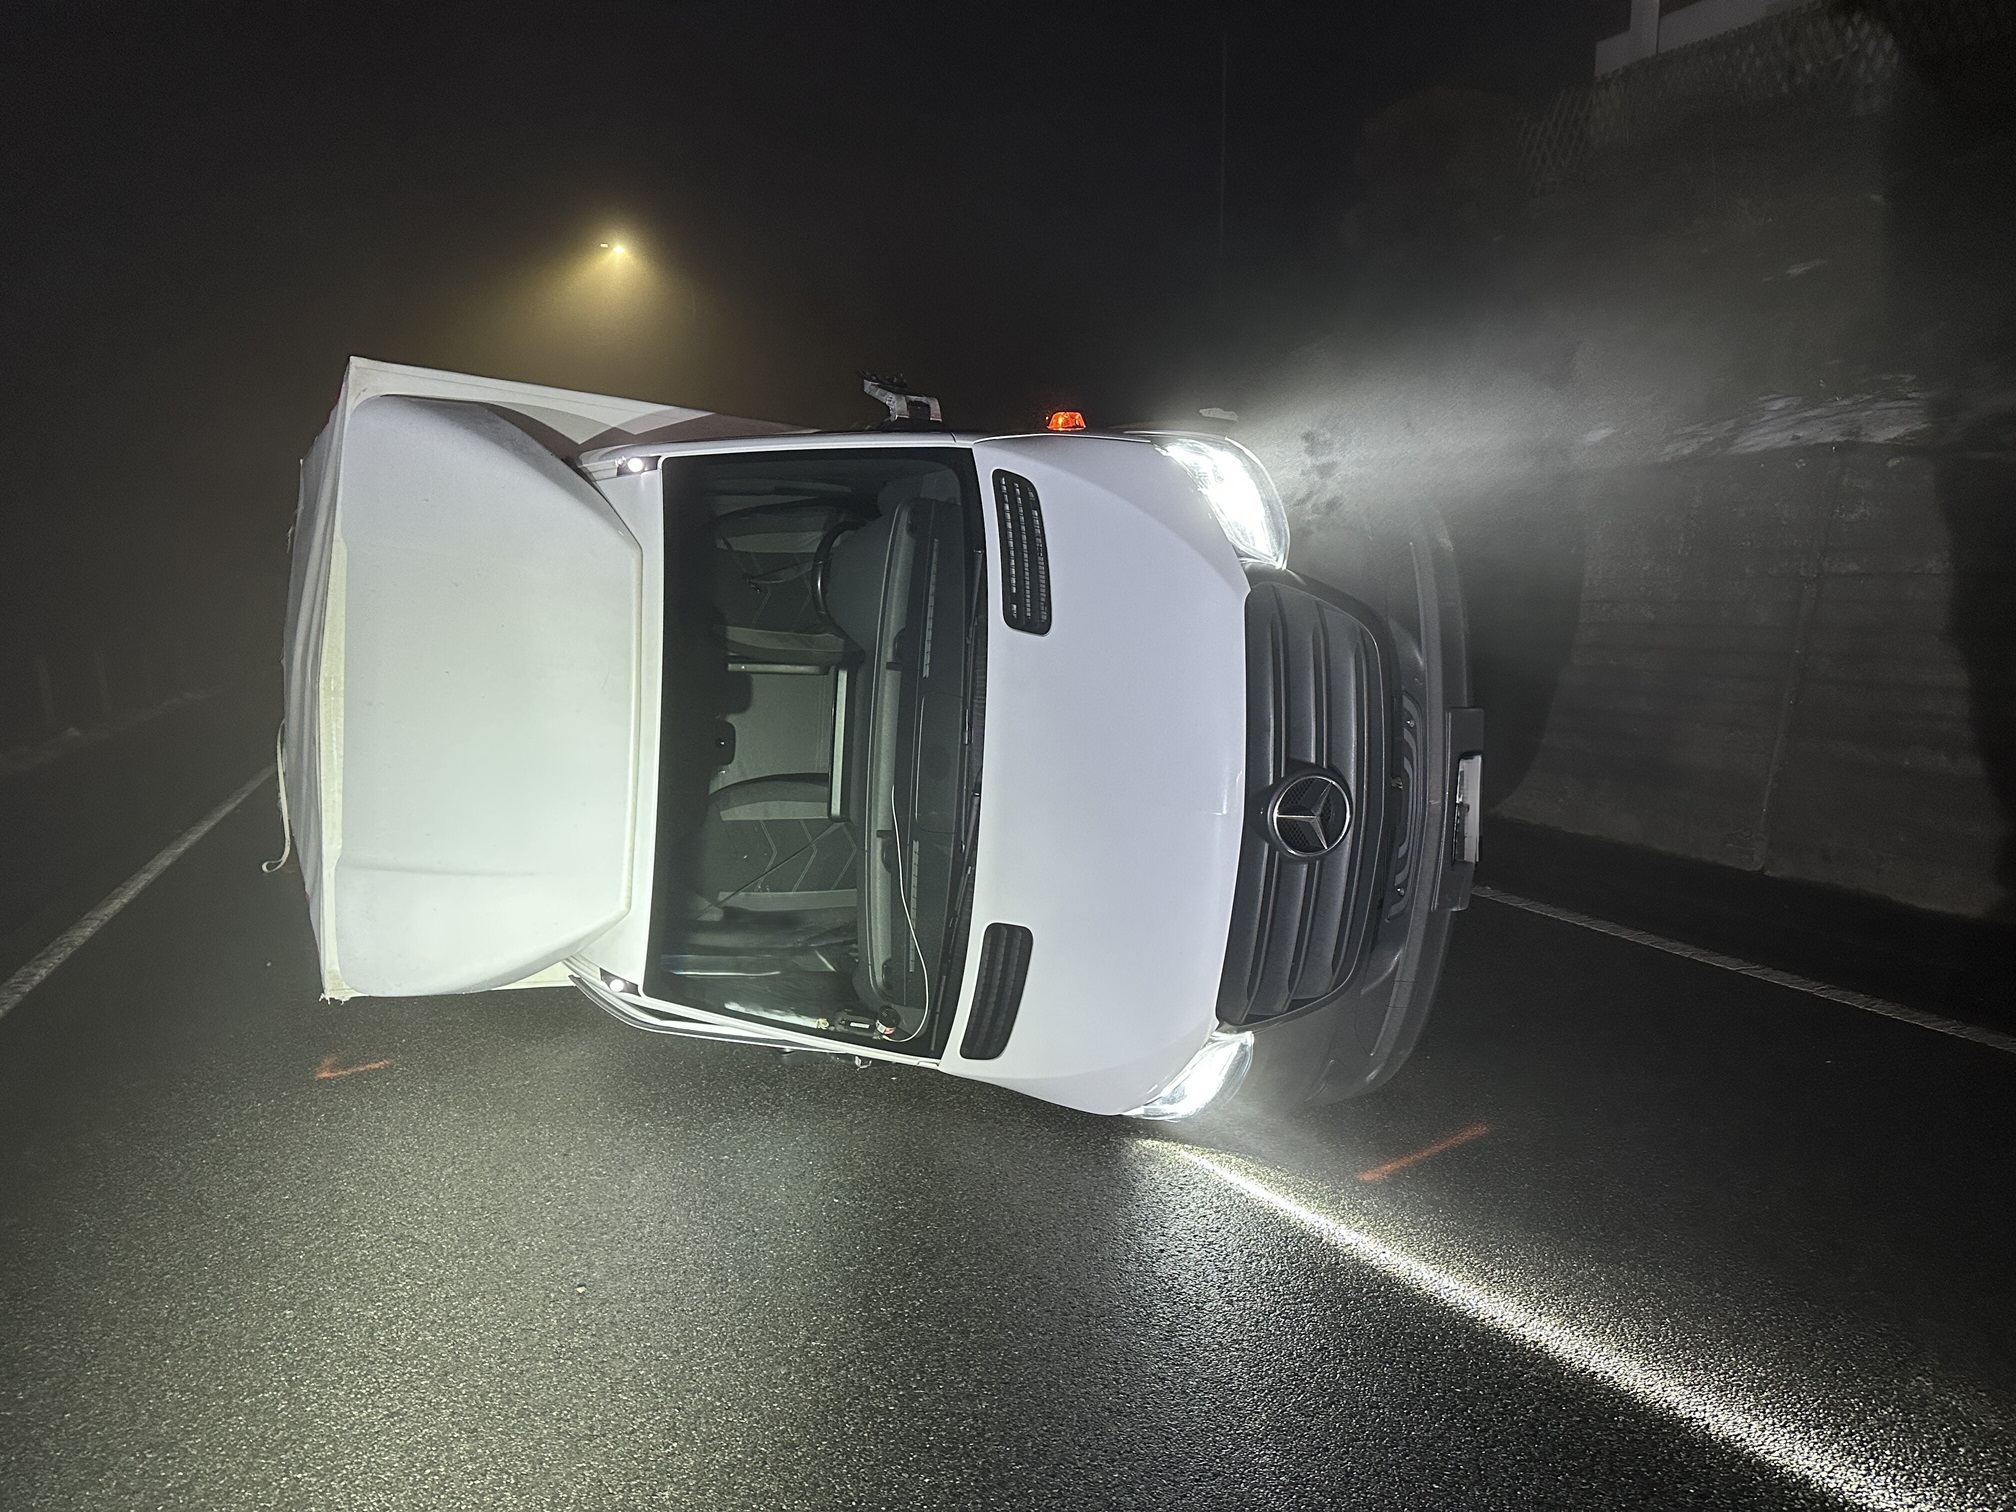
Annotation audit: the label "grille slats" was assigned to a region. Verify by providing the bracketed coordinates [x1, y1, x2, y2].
[960, 922, 1033, 1059]
[1216, 583, 1388, 1026]
[992, 471, 1052, 635]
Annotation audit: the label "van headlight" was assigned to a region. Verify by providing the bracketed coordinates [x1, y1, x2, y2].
[1153, 435, 1290, 570]
[1125, 1029, 1255, 1120]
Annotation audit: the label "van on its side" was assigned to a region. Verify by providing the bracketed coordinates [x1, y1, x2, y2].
[279, 357, 1479, 1118]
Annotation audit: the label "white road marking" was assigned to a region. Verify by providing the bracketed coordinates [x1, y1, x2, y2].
[1473, 885, 2016, 1056]
[0, 767, 272, 1022]
[1157, 1143, 2000, 1512]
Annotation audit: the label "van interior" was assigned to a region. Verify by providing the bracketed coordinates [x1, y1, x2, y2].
[646, 450, 985, 1050]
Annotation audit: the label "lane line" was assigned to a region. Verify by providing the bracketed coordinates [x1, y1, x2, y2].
[1156, 1143, 1989, 1512]
[1473, 885, 2016, 1057]
[0, 767, 272, 1022]
[1358, 1121, 1490, 1182]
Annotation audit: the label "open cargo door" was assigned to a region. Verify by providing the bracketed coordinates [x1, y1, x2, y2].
[281, 357, 792, 998]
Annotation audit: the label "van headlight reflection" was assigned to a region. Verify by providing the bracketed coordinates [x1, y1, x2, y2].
[1154, 435, 1290, 570]
[1125, 1029, 1255, 1120]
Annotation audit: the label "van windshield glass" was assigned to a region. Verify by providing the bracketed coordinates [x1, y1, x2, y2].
[646, 449, 986, 1052]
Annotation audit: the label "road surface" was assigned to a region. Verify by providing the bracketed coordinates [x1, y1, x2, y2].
[1, 779, 2011, 1511]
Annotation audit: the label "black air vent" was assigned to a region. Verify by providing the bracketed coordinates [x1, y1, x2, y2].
[992, 471, 1052, 635]
[959, 923, 1033, 1060]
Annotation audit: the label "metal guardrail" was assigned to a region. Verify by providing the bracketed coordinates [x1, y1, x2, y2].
[0, 638, 215, 760]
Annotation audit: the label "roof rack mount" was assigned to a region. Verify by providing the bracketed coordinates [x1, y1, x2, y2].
[861, 372, 944, 428]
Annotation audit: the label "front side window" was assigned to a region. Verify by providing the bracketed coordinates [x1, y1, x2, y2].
[646, 449, 986, 1052]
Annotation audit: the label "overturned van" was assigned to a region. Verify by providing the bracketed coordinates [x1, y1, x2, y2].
[279, 357, 1480, 1118]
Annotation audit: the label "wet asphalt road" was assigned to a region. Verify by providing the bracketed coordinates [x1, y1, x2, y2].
[2, 783, 2013, 1512]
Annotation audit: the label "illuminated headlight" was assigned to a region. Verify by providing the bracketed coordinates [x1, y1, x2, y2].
[1124, 1029, 1255, 1121]
[1154, 435, 1289, 570]
[600, 971, 638, 996]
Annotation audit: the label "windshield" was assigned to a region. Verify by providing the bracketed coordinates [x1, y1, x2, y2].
[645, 448, 986, 1052]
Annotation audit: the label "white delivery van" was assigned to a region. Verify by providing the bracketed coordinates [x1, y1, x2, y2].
[279, 357, 1480, 1118]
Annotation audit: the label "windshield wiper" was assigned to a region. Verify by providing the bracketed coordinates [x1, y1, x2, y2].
[934, 556, 990, 1007]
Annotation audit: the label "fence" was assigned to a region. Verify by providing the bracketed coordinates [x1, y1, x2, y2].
[1516, 0, 2015, 195]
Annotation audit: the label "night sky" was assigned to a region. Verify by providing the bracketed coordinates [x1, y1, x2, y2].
[0, 1, 1592, 672]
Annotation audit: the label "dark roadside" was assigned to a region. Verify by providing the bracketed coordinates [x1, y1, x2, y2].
[0, 676, 279, 987]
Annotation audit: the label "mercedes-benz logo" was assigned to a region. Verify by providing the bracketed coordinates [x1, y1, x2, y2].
[1263, 771, 1352, 859]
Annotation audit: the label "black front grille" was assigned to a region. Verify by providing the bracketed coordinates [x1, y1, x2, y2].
[992, 471, 1052, 635]
[1217, 581, 1389, 1025]
[960, 922, 1033, 1059]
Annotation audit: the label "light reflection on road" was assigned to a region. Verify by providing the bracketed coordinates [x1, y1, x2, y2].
[1140, 1138, 2007, 1512]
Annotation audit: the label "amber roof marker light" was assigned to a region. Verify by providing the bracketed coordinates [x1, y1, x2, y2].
[1046, 410, 1087, 432]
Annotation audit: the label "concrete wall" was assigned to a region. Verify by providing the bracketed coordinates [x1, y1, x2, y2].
[1254, 1, 2014, 924]
[1493, 446, 1999, 914]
